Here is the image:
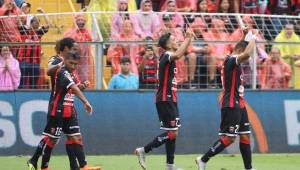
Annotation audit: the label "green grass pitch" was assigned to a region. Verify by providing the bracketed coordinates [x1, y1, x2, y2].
[2, 154, 300, 170]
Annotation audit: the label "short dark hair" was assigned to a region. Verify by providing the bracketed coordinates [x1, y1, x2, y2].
[234, 41, 248, 52]
[59, 37, 76, 52]
[65, 51, 80, 60]
[120, 57, 131, 64]
[158, 33, 171, 50]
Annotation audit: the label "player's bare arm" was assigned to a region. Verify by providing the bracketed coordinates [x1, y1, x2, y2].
[170, 29, 193, 61]
[237, 30, 258, 64]
[71, 84, 93, 114]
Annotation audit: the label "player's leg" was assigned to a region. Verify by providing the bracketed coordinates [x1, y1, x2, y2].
[135, 101, 181, 169]
[66, 136, 80, 170]
[27, 136, 49, 170]
[64, 114, 80, 170]
[40, 137, 58, 170]
[238, 108, 253, 170]
[165, 102, 182, 170]
[196, 107, 241, 170]
[64, 115, 100, 170]
[39, 117, 61, 169]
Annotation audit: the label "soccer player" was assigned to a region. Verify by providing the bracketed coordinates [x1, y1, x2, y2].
[28, 51, 100, 170]
[135, 29, 193, 170]
[195, 30, 258, 170]
[27, 38, 86, 170]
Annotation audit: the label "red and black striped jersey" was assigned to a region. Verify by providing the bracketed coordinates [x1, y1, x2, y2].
[220, 55, 245, 108]
[48, 67, 79, 118]
[17, 26, 48, 64]
[156, 52, 177, 103]
[136, 55, 159, 83]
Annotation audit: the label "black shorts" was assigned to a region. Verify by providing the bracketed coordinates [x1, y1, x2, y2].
[156, 101, 181, 130]
[42, 112, 81, 139]
[219, 107, 251, 137]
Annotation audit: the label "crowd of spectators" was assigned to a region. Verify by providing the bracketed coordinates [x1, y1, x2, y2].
[0, 0, 94, 90]
[105, 0, 300, 90]
[1, 0, 300, 90]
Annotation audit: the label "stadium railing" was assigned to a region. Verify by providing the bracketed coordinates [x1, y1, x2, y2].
[0, 12, 300, 90]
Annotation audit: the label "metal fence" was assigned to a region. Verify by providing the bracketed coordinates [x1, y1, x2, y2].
[1, 12, 300, 90]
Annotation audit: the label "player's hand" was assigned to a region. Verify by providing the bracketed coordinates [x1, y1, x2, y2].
[244, 30, 257, 42]
[83, 80, 90, 88]
[185, 28, 194, 39]
[252, 29, 259, 36]
[84, 101, 93, 115]
[242, 26, 248, 35]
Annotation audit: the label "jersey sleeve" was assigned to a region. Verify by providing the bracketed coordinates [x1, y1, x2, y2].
[48, 56, 63, 65]
[58, 70, 75, 89]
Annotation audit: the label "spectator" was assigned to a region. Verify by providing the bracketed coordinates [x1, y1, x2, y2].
[134, 0, 160, 38]
[64, 13, 95, 88]
[111, 0, 139, 39]
[108, 57, 139, 90]
[265, 0, 296, 15]
[154, 14, 184, 40]
[17, 8, 50, 89]
[274, 23, 300, 66]
[160, 0, 197, 12]
[136, 45, 158, 89]
[261, 47, 292, 89]
[20, 2, 32, 27]
[0, 0, 22, 56]
[234, 0, 260, 14]
[107, 20, 140, 75]
[265, 0, 296, 39]
[295, 0, 300, 15]
[206, 0, 221, 13]
[195, 0, 211, 29]
[160, 0, 184, 28]
[204, 18, 231, 66]
[0, 46, 21, 90]
[217, 0, 237, 33]
[14, 0, 24, 7]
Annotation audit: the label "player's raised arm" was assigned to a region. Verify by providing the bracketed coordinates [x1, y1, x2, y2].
[71, 83, 93, 114]
[237, 30, 257, 64]
[170, 29, 193, 61]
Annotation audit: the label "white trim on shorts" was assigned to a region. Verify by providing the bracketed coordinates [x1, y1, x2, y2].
[160, 127, 179, 131]
[42, 132, 60, 139]
[69, 126, 80, 129]
[218, 132, 238, 137]
[237, 131, 251, 134]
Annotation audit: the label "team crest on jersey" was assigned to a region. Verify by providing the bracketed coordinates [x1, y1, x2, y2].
[229, 126, 235, 133]
[63, 71, 73, 82]
[50, 127, 56, 134]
